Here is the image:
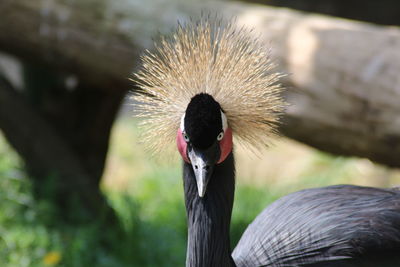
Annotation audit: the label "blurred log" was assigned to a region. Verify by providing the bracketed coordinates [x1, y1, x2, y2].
[0, 0, 400, 169]
[232, 8, 400, 168]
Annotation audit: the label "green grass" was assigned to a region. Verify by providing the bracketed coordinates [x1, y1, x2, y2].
[0, 118, 399, 266]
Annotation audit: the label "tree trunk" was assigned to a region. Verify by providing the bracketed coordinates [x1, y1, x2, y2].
[249, 0, 400, 26]
[1, 0, 400, 170]
[0, 68, 123, 223]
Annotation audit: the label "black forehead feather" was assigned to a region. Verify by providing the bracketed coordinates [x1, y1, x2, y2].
[184, 93, 222, 149]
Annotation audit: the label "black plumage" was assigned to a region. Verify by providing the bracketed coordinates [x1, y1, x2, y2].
[234, 185, 400, 267]
[182, 94, 400, 267]
[184, 93, 223, 149]
[183, 153, 235, 267]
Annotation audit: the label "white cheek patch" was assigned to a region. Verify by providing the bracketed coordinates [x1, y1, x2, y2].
[180, 114, 185, 131]
[221, 110, 228, 132]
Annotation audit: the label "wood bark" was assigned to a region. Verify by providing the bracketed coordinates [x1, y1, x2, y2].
[1, 0, 400, 168]
[244, 0, 400, 26]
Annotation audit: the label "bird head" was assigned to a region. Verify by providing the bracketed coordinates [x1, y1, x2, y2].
[132, 18, 285, 197]
[177, 93, 233, 197]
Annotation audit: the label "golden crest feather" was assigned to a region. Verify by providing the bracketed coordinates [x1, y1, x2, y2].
[132, 18, 285, 156]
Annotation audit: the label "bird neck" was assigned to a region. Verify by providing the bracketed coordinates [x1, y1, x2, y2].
[183, 152, 236, 267]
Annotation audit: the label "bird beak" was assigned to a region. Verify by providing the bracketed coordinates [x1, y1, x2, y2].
[187, 144, 219, 197]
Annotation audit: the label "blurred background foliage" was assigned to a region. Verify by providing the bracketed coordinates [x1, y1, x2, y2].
[1, 0, 400, 266]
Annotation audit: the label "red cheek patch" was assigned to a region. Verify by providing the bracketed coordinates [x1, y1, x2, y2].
[218, 127, 233, 164]
[177, 129, 190, 163]
[177, 128, 233, 164]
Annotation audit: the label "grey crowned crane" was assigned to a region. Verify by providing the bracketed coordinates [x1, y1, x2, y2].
[132, 18, 400, 267]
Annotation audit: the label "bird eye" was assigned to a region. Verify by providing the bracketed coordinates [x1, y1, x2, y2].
[183, 132, 190, 142]
[217, 132, 224, 141]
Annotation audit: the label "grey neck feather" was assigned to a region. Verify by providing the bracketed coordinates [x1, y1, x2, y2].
[183, 152, 236, 267]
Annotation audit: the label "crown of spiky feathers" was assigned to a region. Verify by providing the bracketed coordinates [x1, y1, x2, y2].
[132, 18, 285, 156]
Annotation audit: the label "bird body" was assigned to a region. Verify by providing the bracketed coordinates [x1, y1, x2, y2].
[133, 17, 400, 267]
[234, 185, 400, 267]
[180, 93, 400, 267]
